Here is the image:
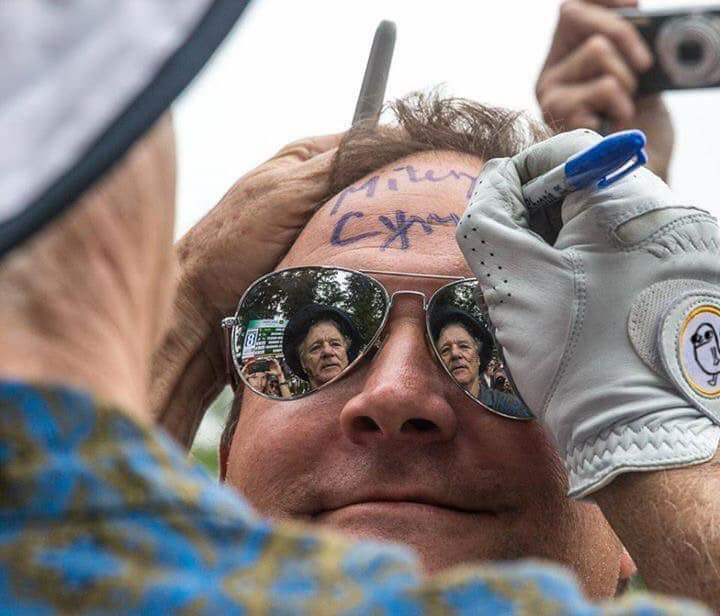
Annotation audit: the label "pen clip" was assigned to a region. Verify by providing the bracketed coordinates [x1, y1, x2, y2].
[597, 148, 648, 189]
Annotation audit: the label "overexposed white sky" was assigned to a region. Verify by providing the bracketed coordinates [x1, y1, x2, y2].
[174, 0, 720, 238]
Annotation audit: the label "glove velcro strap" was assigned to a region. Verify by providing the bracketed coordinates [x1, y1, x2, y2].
[565, 414, 719, 499]
[628, 280, 717, 377]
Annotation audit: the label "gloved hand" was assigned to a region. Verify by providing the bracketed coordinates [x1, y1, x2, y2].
[456, 129, 720, 498]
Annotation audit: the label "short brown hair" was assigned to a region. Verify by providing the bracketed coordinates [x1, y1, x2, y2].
[327, 90, 551, 198]
[219, 91, 551, 477]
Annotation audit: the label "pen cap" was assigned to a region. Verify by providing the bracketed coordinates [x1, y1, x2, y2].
[565, 130, 647, 190]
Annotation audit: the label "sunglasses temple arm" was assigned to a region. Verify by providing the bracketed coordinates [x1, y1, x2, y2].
[221, 317, 238, 388]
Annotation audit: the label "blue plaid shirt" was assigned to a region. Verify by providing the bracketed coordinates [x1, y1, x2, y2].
[0, 381, 709, 614]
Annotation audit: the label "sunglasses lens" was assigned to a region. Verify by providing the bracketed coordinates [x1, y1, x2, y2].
[233, 268, 387, 399]
[428, 280, 532, 419]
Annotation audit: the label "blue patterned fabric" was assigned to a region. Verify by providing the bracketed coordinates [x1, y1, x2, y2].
[0, 381, 710, 614]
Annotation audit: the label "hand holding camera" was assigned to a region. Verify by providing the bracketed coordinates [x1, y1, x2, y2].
[536, 0, 674, 181]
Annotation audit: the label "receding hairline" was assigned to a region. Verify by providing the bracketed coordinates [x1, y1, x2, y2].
[326, 90, 551, 201]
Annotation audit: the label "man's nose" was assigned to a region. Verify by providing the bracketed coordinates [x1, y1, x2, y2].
[339, 312, 457, 446]
[449, 344, 463, 360]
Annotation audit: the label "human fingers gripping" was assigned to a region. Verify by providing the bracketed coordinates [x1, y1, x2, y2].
[458, 130, 601, 266]
[513, 128, 679, 253]
[238, 144, 339, 219]
[182, 137, 342, 319]
[263, 135, 344, 213]
[272, 132, 345, 163]
[512, 129, 601, 184]
[540, 75, 635, 128]
[280, 146, 340, 201]
[547, 1, 651, 72]
[458, 131, 600, 321]
[556, 165, 682, 250]
[538, 34, 637, 98]
[563, 111, 602, 132]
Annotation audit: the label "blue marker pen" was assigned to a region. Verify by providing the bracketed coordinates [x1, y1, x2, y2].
[522, 130, 647, 212]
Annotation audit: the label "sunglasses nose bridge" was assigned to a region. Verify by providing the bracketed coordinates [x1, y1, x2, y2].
[388, 289, 429, 310]
[368, 290, 429, 356]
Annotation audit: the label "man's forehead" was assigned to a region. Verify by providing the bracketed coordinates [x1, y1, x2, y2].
[440, 323, 474, 340]
[280, 151, 484, 275]
[307, 321, 341, 337]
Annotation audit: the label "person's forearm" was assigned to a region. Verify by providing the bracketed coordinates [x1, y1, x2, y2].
[150, 262, 225, 450]
[594, 453, 720, 610]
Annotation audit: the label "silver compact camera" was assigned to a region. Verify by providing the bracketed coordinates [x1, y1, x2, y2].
[619, 5, 720, 93]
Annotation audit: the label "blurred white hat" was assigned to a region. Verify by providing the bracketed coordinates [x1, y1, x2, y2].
[0, 0, 251, 257]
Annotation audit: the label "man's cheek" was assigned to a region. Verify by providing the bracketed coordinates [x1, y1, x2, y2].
[229, 426, 305, 505]
[233, 408, 326, 474]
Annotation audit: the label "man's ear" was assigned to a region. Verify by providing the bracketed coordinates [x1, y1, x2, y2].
[617, 546, 638, 595]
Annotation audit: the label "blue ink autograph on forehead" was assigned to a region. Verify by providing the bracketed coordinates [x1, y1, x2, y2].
[328, 164, 476, 251]
[330, 211, 381, 246]
[329, 165, 479, 216]
[331, 210, 460, 251]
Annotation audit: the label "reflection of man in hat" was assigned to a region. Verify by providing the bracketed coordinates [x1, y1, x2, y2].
[283, 304, 360, 388]
[432, 308, 493, 398]
[430, 308, 531, 418]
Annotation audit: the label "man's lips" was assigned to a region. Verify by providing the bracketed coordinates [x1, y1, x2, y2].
[320, 362, 341, 370]
[312, 492, 512, 520]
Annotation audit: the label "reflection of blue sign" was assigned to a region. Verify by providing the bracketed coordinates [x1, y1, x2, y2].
[242, 318, 286, 360]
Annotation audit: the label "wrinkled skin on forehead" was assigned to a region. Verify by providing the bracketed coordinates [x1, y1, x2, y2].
[224, 151, 633, 598]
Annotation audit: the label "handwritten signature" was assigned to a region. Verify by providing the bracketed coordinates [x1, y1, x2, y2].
[331, 210, 460, 250]
[327, 165, 478, 251]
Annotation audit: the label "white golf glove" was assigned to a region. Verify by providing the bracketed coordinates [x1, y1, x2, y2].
[457, 129, 720, 498]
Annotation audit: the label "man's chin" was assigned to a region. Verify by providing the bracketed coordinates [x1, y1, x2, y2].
[318, 368, 342, 382]
[450, 368, 471, 382]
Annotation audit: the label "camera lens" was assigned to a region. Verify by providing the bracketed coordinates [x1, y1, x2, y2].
[678, 40, 703, 65]
[657, 15, 720, 87]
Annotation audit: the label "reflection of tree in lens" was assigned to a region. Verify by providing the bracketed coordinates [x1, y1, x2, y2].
[241, 269, 325, 321]
[440, 282, 489, 328]
[339, 273, 386, 341]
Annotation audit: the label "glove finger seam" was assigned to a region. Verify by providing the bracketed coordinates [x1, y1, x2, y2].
[542, 248, 586, 416]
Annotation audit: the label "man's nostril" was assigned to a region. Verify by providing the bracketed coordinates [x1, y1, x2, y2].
[401, 418, 438, 433]
[352, 416, 381, 433]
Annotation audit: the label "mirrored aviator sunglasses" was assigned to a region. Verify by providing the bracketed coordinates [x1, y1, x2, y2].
[221, 266, 533, 420]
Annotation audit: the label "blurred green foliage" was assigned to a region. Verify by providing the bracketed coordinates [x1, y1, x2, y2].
[190, 387, 233, 478]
